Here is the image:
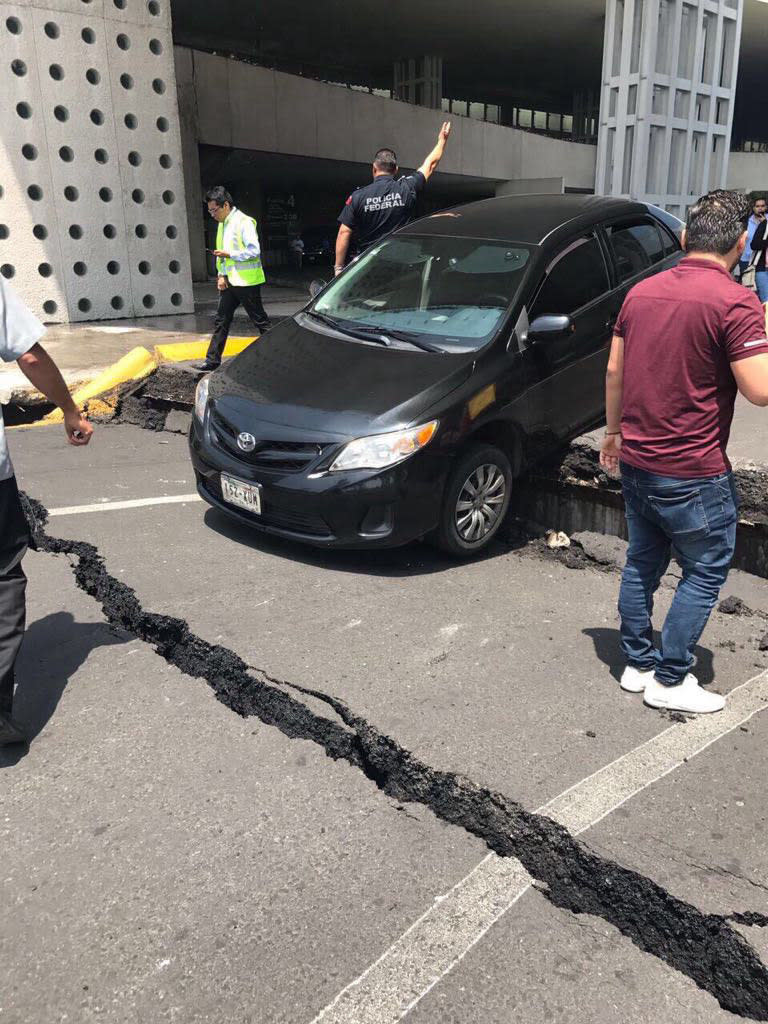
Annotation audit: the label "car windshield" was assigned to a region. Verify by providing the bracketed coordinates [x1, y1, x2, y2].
[313, 234, 532, 353]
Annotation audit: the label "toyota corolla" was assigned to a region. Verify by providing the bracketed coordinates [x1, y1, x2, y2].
[189, 194, 682, 556]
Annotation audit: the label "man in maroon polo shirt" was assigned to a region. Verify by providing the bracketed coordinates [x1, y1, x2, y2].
[600, 189, 768, 714]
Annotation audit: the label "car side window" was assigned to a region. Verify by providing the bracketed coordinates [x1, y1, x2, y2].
[528, 235, 610, 319]
[606, 219, 666, 282]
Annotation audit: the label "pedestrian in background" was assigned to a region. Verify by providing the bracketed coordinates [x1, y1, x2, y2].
[289, 235, 304, 273]
[745, 205, 768, 302]
[738, 194, 766, 290]
[197, 187, 271, 372]
[334, 121, 452, 275]
[0, 278, 93, 746]
[600, 189, 768, 715]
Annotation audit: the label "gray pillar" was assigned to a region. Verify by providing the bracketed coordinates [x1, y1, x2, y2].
[596, 0, 744, 217]
[0, 0, 193, 322]
[393, 57, 443, 110]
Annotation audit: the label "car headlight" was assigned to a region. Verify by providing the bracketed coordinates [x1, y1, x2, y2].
[329, 420, 438, 472]
[194, 375, 209, 422]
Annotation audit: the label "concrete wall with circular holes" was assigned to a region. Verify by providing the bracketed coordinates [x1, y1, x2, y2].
[0, 0, 193, 322]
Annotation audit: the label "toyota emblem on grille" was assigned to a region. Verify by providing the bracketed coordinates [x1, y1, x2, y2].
[237, 432, 256, 453]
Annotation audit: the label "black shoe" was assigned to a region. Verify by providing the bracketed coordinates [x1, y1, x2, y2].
[255, 321, 271, 332]
[194, 360, 220, 372]
[0, 713, 27, 746]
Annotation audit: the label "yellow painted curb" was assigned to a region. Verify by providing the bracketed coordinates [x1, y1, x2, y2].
[153, 336, 258, 363]
[16, 335, 258, 430]
[44, 345, 157, 424]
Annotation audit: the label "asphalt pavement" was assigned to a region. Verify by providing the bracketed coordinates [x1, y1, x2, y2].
[2, 423, 768, 1024]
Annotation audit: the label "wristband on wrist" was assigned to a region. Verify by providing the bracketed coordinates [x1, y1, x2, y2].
[605, 430, 621, 436]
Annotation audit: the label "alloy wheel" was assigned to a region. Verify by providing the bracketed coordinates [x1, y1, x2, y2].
[454, 463, 507, 543]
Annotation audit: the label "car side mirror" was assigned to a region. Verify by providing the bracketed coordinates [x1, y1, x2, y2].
[528, 314, 574, 341]
[309, 279, 327, 299]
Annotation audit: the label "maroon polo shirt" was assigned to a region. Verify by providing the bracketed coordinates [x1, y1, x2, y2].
[615, 257, 768, 478]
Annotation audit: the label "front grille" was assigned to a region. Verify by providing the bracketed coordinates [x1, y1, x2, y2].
[203, 476, 331, 538]
[209, 409, 325, 473]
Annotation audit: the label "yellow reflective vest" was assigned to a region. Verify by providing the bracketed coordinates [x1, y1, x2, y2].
[216, 209, 266, 287]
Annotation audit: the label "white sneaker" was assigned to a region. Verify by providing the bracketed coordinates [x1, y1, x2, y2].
[644, 673, 725, 714]
[620, 665, 655, 693]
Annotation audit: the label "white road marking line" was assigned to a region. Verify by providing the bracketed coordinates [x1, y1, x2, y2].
[310, 668, 768, 1024]
[48, 494, 203, 516]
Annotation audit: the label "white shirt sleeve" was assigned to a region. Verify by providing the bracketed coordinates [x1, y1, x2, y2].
[0, 278, 45, 362]
[231, 214, 262, 262]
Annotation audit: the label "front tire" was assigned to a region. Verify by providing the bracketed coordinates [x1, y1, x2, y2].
[435, 443, 512, 557]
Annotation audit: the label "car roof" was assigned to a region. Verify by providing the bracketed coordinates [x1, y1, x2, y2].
[399, 193, 651, 247]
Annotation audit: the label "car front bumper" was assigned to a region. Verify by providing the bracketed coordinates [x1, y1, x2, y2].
[188, 418, 449, 549]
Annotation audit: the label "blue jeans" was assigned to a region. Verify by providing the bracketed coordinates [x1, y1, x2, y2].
[619, 463, 739, 686]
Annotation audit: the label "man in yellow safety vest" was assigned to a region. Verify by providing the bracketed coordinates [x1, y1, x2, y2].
[197, 186, 271, 371]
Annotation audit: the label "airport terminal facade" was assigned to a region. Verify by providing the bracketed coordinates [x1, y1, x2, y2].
[1, 0, 767, 323]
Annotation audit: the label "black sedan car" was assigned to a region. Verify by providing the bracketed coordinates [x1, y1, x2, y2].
[190, 194, 683, 556]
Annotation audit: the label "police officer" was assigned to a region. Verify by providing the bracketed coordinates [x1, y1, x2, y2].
[334, 122, 452, 274]
[197, 187, 271, 372]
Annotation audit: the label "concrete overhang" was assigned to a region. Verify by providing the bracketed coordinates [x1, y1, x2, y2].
[172, 0, 768, 112]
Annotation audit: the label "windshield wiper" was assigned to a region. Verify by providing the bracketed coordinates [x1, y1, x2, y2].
[305, 311, 392, 346]
[305, 309, 342, 331]
[341, 323, 444, 353]
[306, 311, 443, 352]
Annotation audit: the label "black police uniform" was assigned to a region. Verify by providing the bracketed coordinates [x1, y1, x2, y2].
[338, 171, 426, 257]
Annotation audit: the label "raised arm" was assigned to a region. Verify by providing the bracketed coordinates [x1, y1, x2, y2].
[417, 122, 452, 181]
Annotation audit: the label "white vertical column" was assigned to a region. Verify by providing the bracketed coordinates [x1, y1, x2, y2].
[596, 0, 744, 216]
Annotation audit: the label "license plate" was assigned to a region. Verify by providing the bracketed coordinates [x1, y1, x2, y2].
[221, 473, 262, 514]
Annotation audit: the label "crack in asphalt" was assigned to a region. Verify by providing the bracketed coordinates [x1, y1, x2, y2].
[21, 492, 768, 1020]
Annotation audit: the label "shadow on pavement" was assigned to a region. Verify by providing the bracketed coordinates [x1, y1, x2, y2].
[202, 506, 526, 578]
[0, 612, 129, 768]
[583, 627, 715, 686]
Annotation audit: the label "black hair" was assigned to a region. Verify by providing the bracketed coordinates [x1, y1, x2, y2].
[205, 185, 233, 207]
[373, 148, 397, 173]
[752, 194, 767, 208]
[685, 189, 751, 256]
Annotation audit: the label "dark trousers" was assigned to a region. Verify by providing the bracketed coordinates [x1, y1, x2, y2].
[206, 283, 270, 364]
[0, 477, 29, 714]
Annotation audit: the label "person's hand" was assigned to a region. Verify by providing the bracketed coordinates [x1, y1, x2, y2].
[212, 249, 231, 259]
[64, 409, 93, 446]
[334, 266, 344, 277]
[599, 433, 622, 476]
[439, 121, 452, 142]
[217, 275, 228, 291]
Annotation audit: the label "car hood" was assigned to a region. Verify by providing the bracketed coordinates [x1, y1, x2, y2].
[208, 314, 474, 439]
